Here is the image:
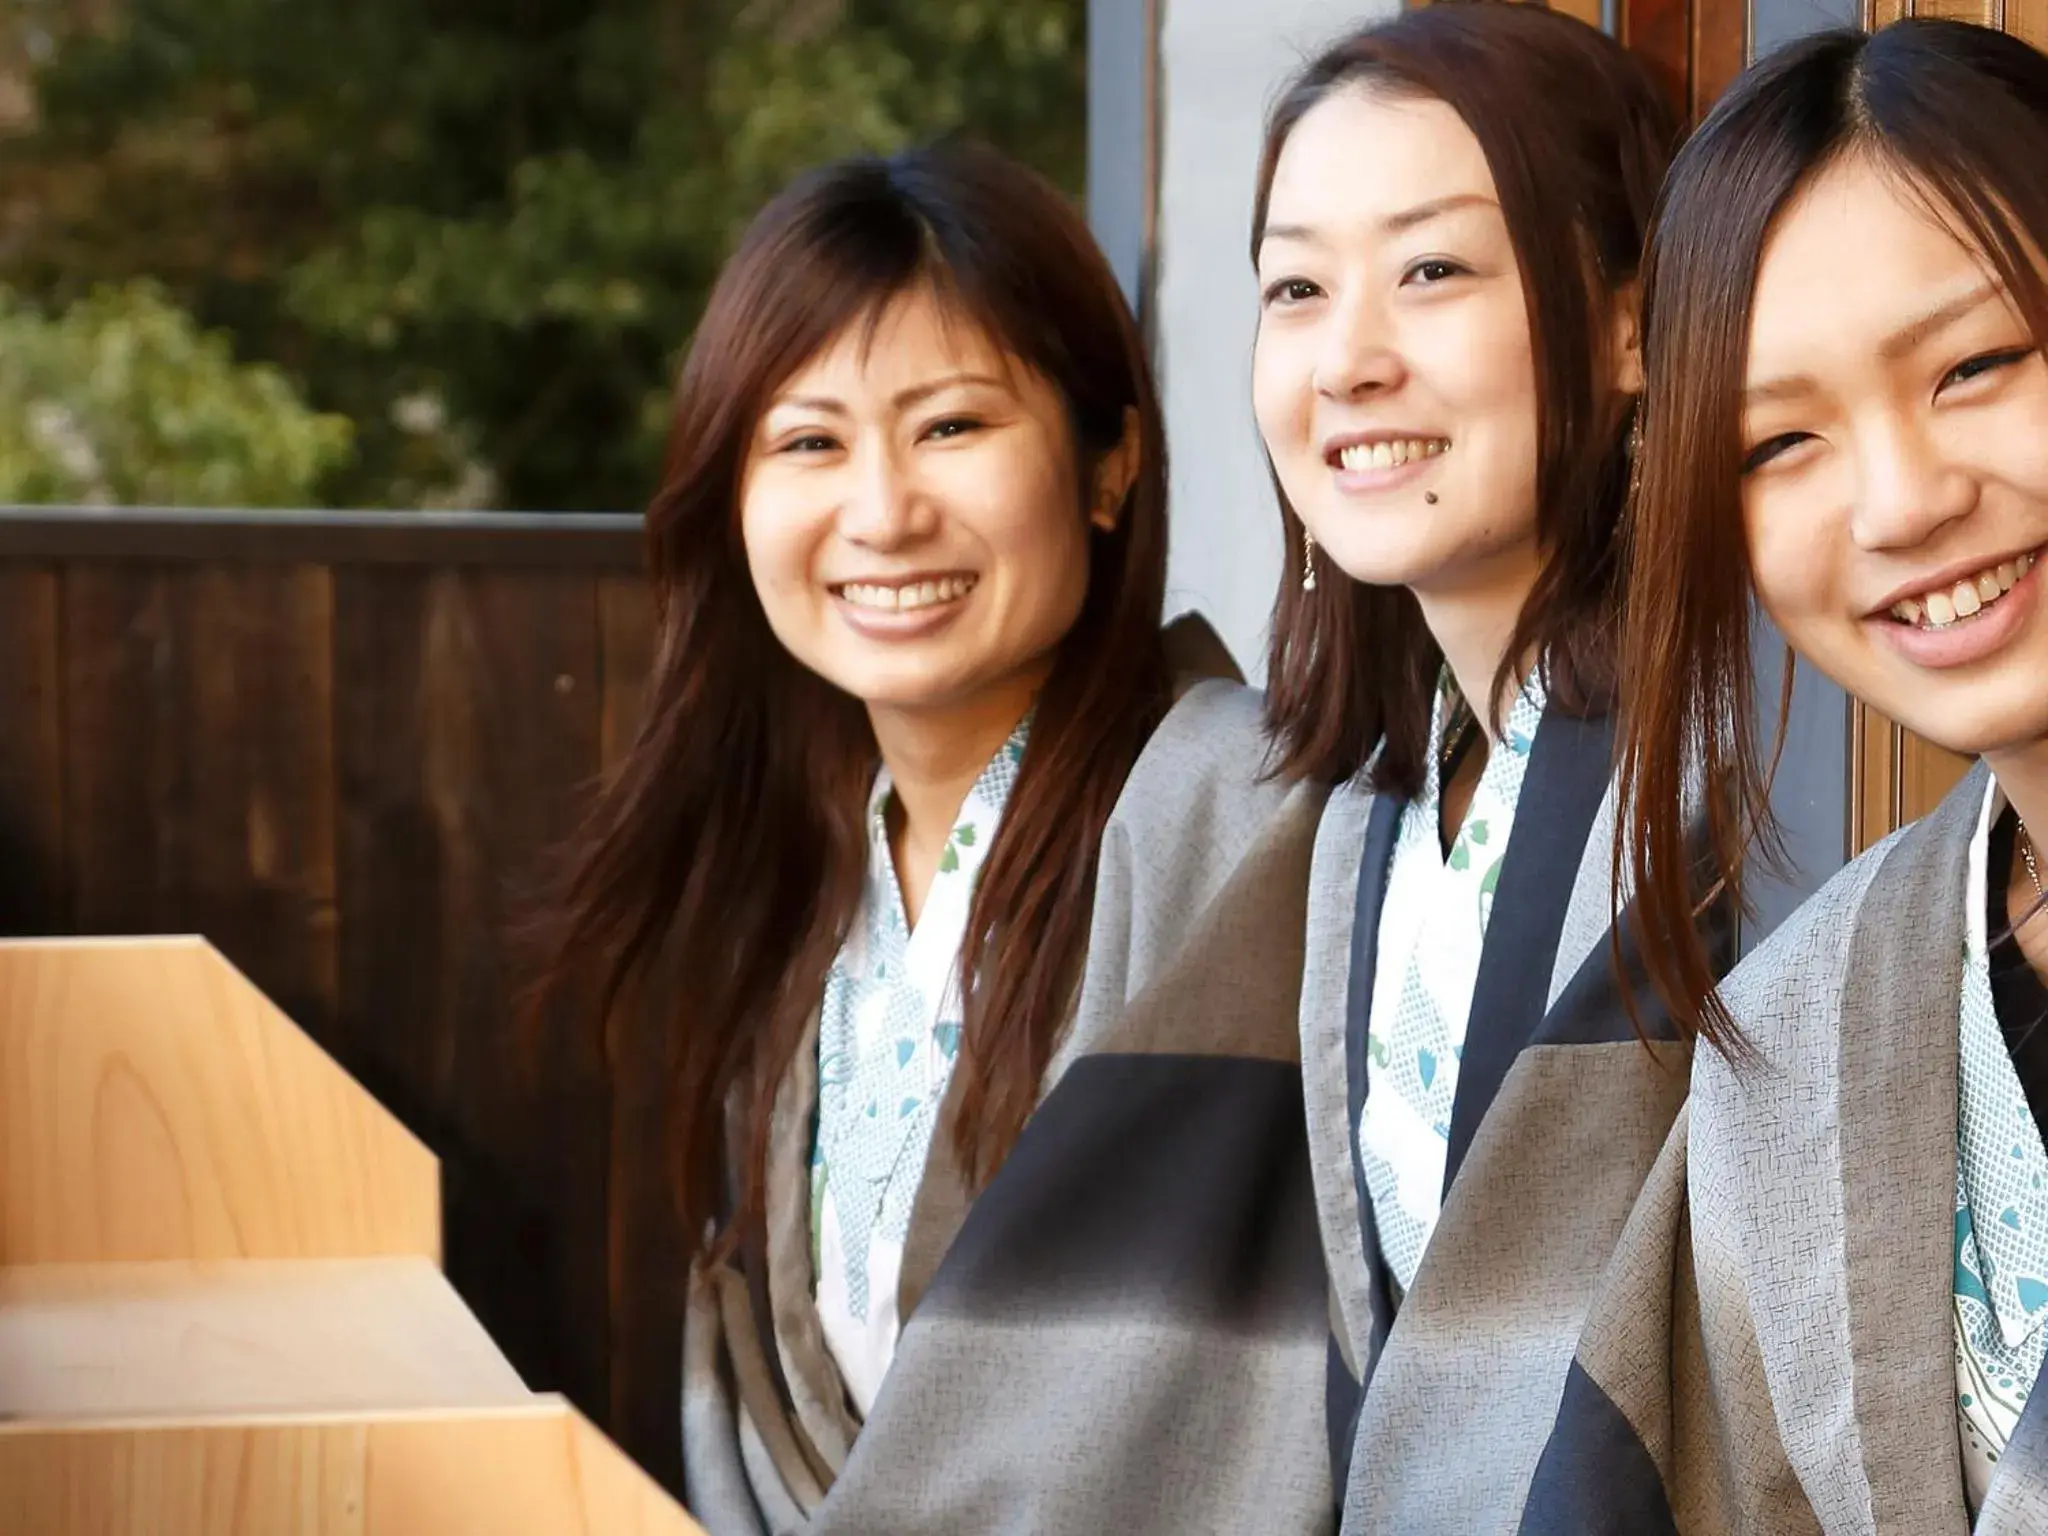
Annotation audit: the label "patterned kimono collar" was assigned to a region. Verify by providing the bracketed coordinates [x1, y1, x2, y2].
[812, 707, 1033, 1417]
[1955, 774, 2048, 1504]
[865, 711, 1032, 870]
[1357, 662, 1550, 1294]
[1420, 665, 1548, 825]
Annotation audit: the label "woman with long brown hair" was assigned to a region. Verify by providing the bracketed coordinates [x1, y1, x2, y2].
[535, 144, 1332, 1535]
[1610, 18, 2048, 1529]
[1234, 5, 1714, 1527]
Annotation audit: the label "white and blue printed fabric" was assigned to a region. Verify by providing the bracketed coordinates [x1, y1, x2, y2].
[1359, 667, 1547, 1295]
[811, 714, 1028, 1416]
[1955, 776, 2048, 1512]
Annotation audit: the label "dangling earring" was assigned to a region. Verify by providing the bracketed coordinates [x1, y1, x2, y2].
[1626, 400, 1645, 503]
[1302, 528, 1318, 592]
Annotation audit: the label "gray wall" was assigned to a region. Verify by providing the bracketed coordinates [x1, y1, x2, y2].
[1087, 0, 1155, 314]
[1152, 0, 1398, 672]
[1747, 623, 1849, 942]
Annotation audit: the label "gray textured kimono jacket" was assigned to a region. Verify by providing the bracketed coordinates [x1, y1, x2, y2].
[1302, 703, 1723, 1533]
[680, 645, 1336, 1536]
[1525, 764, 2048, 1534]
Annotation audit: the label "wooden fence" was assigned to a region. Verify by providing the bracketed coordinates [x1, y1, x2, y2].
[0, 506, 689, 1492]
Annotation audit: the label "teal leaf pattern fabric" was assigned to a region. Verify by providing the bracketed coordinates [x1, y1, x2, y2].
[1358, 667, 1547, 1294]
[1954, 778, 2048, 1512]
[810, 713, 1028, 1416]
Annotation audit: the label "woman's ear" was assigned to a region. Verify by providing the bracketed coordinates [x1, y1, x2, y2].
[1609, 279, 1644, 396]
[1088, 407, 1144, 532]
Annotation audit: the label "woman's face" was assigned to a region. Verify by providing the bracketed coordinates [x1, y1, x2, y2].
[1740, 155, 2048, 758]
[1252, 84, 1544, 605]
[740, 286, 1130, 720]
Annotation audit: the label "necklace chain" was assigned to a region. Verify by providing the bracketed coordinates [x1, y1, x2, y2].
[2021, 818, 2045, 900]
[1439, 694, 1476, 777]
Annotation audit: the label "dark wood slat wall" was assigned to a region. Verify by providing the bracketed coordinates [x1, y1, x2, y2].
[332, 566, 619, 1426]
[57, 565, 342, 1024]
[0, 515, 679, 1490]
[0, 570, 64, 936]
[590, 570, 686, 1478]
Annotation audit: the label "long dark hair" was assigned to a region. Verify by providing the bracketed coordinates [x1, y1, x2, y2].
[1252, 1, 1679, 793]
[1619, 20, 2048, 1050]
[532, 144, 1171, 1264]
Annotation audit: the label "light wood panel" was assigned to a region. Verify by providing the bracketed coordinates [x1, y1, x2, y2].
[1411, 0, 1604, 28]
[2009, 0, 2048, 44]
[1850, 702, 1974, 851]
[1864, 0, 1994, 20]
[0, 1403, 703, 1535]
[0, 938, 439, 1265]
[1692, 0, 1749, 114]
[1549, 0, 1609, 30]
[1864, 0, 2046, 46]
[0, 1259, 526, 1420]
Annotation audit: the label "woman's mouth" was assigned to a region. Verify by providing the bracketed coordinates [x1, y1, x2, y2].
[1329, 437, 1450, 473]
[832, 574, 978, 612]
[1886, 551, 2036, 630]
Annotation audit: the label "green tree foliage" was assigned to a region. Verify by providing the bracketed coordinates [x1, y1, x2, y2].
[0, 280, 351, 505]
[0, 0, 1086, 510]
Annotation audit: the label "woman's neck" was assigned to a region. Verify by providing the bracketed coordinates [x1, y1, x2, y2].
[1989, 736, 2048, 982]
[868, 667, 1043, 929]
[1414, 552, 1542, 852]
[1414, 545, 1545, 736]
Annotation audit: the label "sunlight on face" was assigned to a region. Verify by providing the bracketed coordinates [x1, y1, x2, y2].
[1252, 85, 1542, 606]
[739, 286, 1100, 720]
[1741, 155, 2048, 759]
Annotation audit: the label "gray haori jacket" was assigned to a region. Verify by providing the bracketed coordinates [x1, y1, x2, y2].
[1530, 765, 2048, 1534]
[1299, 704, 1724, 1533]
[680, 673, 1337, 1536]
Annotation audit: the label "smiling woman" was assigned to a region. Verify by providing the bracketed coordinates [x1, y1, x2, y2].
[740, 289, 1127, 829]
[1212, 8, 1720, 1531]
[1600, 18, 2048, 1528]
[528, 143, 1332, 1536]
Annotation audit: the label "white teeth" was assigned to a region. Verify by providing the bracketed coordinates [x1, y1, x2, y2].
[1336, 438, 1450, 474]
[838, 575, 977, 612]
[1890, 549, 2040, 629]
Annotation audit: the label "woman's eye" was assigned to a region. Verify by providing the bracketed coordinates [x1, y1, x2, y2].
[780, 433, 838, 455]
[1403, 258, 1467, 286]
[1262, 277, 1322, 307]
[1940, 346, 2033, 391]
[1740, 431, 1811, 475]
[923, 416, 982, 442]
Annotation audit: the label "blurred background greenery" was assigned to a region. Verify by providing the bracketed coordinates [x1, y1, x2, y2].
[0, 0, 1086, 510]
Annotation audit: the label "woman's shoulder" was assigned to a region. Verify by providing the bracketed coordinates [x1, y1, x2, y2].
[1111, 611, 1277, 822]
[1708, 763, 1986, 1078]
[1087, 617, 1299, 949]
[1717, 833, 1902, 1028]
[1061, 621, 1319, 1063]
[1121, 675, 1283, 844]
